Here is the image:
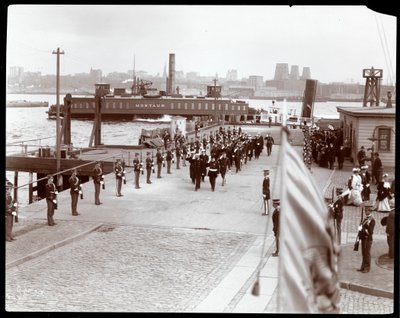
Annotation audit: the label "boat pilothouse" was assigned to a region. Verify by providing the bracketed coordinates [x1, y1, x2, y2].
[256, 106, 301, 127]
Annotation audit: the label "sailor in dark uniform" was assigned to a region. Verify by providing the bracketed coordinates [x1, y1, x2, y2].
[156, 148, 163, 178]
[114, 159, 125, 196]
[193, 153, 202, 191]
[357, 208, 375, 273]
[69, 168, 81, 214]
[6, 180, 17, 241]
[200, 149, 209, 181]
[265, 133, 275, 156]
[262, 170, 271, 215]
[133, 153, 141, 189]
[207, 156, 219, 191]
[234, 145, 242, 173]
[218, 150, 229, 186]
[93, 162, 103, 205]
[175, 145, 181, 169]
[182, 144, 188, 167]
[46, 175, 57, 225]
[145, 152, 154, 184]
[166, 147, 173, 174]
[272, 199, 280, 256]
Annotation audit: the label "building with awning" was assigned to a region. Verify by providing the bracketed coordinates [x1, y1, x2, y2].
[336, 106, 395, 167]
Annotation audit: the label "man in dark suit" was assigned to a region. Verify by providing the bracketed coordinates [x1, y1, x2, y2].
[262, 170, 271, 215]
[265, 133, 275, 156]
[191, 153, 202, 191]
[46, 175, 57, 225]
[337, 145, 345, 169]
[69, 168, 81, 215]
[372, 152, 382, 185]
[357, 208, 375, 273]
[272, 199, 280, 257]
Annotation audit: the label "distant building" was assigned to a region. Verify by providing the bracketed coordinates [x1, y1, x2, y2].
[226, 69, 238, 81]
[175, 70, 185, 80]
[289, 65, 300, 80]
[274, 63, 289, 80]
[301, 67, 311, 79]
[8, 66, 24, 85]
[186, 72, 199, 81]
[248, 75, 264, 89]
[90, 68, 102, 82]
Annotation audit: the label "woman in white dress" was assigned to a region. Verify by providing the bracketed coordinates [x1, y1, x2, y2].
[373, 173, 392, 212]
[346, 168, 363, 206]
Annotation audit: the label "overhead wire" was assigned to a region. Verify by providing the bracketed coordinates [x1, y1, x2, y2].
[374, 13, 394, 86]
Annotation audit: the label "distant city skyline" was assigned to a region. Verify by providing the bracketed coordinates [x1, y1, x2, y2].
[6, 5, 397, 85]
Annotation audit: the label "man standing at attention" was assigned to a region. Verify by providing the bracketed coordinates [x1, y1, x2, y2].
[156, 148, 163, 179]
[93, 162, 103, 205]
[133, 153, 141, 189]
[69, 168, 81, 214]
[357, 208, 375, 273]
[145, 152, 154, 184]
[262, 169, 271, 215]
[114, 159, 124, 197]
[46, 175, 57, 225]
[272, 199, 280, 256]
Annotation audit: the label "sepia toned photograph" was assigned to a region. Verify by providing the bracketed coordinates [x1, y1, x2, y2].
[5, 4, 397, 314]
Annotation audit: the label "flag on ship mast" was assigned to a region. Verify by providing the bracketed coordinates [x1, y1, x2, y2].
[277, 100, 340, 313]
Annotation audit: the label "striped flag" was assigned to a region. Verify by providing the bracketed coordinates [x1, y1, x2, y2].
[278, 128, 340, 313]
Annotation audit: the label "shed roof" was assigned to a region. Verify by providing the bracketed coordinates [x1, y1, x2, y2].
[336, 106, 396, 117]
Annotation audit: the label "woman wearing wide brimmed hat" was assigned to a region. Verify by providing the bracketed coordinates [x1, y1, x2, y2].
[373, 173, 392, 212]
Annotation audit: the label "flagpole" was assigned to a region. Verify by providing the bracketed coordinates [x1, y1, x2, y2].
[277, 98, 288, 313]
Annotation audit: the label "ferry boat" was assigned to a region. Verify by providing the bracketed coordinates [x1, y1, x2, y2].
[46, 83, 249, 121]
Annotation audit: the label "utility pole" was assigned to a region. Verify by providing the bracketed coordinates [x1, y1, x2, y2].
[52, 47, 64, 190]
[213, 76, 218, 122]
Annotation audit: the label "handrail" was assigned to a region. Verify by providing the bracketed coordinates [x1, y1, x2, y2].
[6, 136, 54, 146]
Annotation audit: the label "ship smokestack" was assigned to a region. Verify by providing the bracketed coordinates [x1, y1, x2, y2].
[168, 53, 175, 95]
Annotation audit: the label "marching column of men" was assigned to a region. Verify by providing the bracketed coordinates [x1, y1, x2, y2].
[23, 128, 276, 227]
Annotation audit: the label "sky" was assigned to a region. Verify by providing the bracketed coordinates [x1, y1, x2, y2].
[6, 5, 397, 84]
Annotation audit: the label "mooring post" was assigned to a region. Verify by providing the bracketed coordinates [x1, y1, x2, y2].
[28, 172, 33, 204]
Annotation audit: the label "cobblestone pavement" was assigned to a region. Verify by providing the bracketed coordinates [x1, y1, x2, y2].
[5, 128, 396, 313]
[6, 225, 256, 312]
[264, 286, 394, 314]
[6, 219, 102, 264]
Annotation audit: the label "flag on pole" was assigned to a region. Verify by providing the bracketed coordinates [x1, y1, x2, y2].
[277, 127, 340, 313]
